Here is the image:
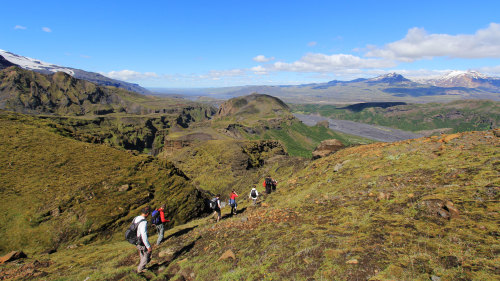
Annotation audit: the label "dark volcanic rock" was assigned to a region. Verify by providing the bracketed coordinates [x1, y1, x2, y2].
[0, 55, 16, 70]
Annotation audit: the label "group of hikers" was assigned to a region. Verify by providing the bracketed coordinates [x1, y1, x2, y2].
[126, 176, 277, 273]
[210, 176, 277, 222]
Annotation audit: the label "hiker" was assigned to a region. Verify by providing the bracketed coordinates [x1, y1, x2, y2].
[272, 178, 278, 192]
[152, 204, 170, 246]
[134, 206, 152, 273]
[211, 194, 221, 222]
[264, 176, 273, 194]
[249, 187, 259, 205]
[229, 190, 239, 215]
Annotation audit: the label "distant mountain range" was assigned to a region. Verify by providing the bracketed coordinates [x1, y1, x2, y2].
[3, 49, 500, 103]
[0, 49, 151, 95]
[156, 71, 500, 103]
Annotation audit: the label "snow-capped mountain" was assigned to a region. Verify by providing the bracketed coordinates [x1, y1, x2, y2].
[368, 72, 412, 84]
[0, 49, 150, 95]
[0, 49, 75, 75]
[412, 70, 500, 89]
[442, 70, 487, 80]
[430, 70, 491, 88]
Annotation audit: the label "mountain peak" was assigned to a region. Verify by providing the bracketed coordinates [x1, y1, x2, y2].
[430, 70, 493, 88]
[0, 49, 75, 75]
[443, 70, 487, 80]
[369, 72, 411, 84]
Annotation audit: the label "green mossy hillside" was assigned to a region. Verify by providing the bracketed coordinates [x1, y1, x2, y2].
[215, 93, 291, 123]
[157, 130, 500, 281]
[165, 139, 307, 197]
[0, 66, 217, 119]
[0, 110, 210, 255]
[1, 129, 498, 280]
[208, 93, 372, 157]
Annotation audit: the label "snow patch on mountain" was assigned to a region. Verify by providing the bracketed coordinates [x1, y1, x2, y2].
[368, 72, 411, 84]
[0, 49, 74, 75]
[370, 72, 400, 81]
[442, 70, 487, 80]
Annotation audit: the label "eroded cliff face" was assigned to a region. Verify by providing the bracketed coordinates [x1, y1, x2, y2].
[0, 67, 218, 120]
[0, 67, 118, 115]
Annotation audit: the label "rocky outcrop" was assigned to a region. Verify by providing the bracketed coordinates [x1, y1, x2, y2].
[176, 106, 216, 128]
[0, 55, 15, 70]
[242, 140, 287, 168]
[420, 199, 460, 220]
[0, 251, 27, 264]
[218, 249, 236, 261]
[312, 139, 344, 159]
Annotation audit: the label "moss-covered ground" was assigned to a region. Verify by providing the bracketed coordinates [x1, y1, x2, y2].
[0, 110, 210, 257]
[2, 129, 498, 280]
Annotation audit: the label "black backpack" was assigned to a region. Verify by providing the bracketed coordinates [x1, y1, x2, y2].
[251, 190, 257, 198]
[125, 218, 145, 245]
[209, 198, 218, 209]
[265, 178, 273, 187]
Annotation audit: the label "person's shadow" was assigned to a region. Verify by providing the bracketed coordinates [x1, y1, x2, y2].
[221, 206, 248, 219]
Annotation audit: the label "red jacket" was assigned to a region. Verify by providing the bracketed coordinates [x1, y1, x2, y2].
[230, 192, 238, 200]
[158, 208, 170, 223]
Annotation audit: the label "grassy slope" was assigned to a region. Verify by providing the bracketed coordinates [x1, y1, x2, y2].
[165, 139, 307, 198]
[4, 130, 497, 281]
[291, 100, 499, 134]
[0, 110, 209, 255]
[158, 130, 499, 281]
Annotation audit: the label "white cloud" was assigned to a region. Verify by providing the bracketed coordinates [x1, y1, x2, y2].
[307, 41, 317, 47]
[102, 70, 159, 81]
[199, 69, 246, 80]
[14, 25, 27, 30]
[366, 23, 500, 61]
[251, 65, 269, 75]
[478, 65, 500, 76]
[42, 27, 52, 33]
[258, 53, 395, 73]
[253, 55, 275, 62]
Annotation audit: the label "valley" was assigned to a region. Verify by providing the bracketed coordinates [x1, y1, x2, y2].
[294, 113, 423, 142]
[0, 54, 499, 281]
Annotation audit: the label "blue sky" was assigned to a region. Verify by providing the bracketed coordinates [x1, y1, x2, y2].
[2, 0, 500, 88]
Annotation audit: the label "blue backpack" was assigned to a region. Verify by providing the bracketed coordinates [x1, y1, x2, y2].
[151, 210, 161, 225]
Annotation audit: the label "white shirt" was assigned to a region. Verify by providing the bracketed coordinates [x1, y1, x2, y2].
[133, 215, 151, 249]
[249, 188, 259, 198]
